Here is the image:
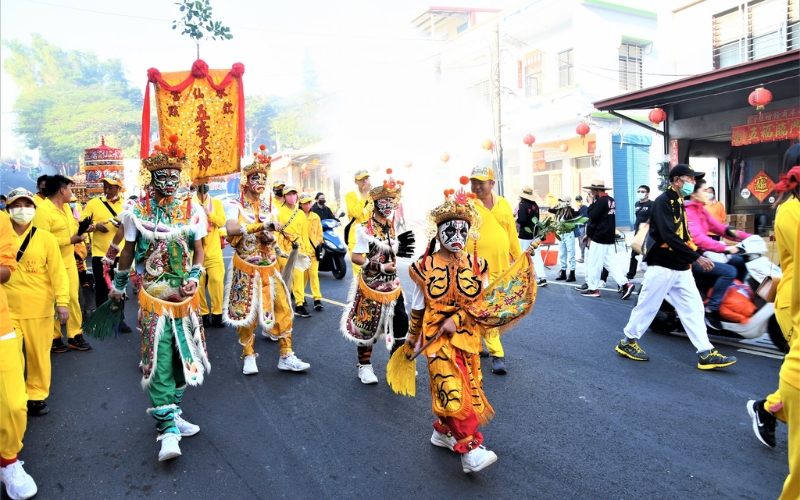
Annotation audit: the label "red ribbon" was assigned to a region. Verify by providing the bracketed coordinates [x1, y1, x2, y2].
[140, 60, 246, 159]
[774, 166, 800, 193]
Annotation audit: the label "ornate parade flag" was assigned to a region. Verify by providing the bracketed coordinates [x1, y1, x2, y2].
[141, 59, 245, 181]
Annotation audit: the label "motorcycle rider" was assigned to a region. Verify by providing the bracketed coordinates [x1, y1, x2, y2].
[311, 192, 338, 221]
[614, 164, 737, 370]
[685, 178, 752, 329]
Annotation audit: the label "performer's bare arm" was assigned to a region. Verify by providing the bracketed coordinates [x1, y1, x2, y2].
[117, 242, 135, 273]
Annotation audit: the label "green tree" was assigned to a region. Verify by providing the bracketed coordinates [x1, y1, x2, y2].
[2, 35, 142, 168]
[172, 0, 233, 59]
[244, 94, 278, 155]
[269, 92, 322, 150]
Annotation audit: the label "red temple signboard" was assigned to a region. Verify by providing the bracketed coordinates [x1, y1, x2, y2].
[746, 170, 775, 203]
[732, 106, 800, 147]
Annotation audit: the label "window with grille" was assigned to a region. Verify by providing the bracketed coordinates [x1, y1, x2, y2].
[618, 42, 643, 91]
[558, 49, 573, 88]
[713, 0, 797, 69]
[467, 79, 491, 107]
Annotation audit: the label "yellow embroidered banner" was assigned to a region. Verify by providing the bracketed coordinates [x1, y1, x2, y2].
[143, 60, 244, 181]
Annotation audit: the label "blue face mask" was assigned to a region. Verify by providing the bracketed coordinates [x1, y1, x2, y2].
[0, 203, 5, 210]
[637, 192, 646, 201]
[679, 181, 695, 197]
[708, 193, 715, 200]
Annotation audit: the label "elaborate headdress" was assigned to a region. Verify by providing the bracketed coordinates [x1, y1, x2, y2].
[368, 168, 404, 202]
[423, 176, 482, 272]
[239, 144, 272, 189]
[141, 134, 188, 174]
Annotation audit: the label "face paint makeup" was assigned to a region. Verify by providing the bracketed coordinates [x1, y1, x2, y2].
[152, 168, 181, 196]
[248, 173, 267, 194]
[375, 197, 395, 218]
[437, 219, 470, 252]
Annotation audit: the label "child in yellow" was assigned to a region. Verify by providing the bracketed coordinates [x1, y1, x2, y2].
[195, 184, 226, 328]
[299, 192, 324, 311]
[344, 170, 372, 274]
[0, 210, 39, 499]
[30, 175, 92, 353]
[277, 186, 313, 318]
[5, 188, 70, 418]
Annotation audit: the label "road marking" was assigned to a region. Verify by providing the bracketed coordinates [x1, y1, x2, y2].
[305, 294, 347, 308]
[667, 331, 783, 355]
[737, 348, 785, 359]
[545, 280, 639, 295]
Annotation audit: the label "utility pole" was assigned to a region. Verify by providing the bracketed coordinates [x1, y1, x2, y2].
[490, 23, 504, 196]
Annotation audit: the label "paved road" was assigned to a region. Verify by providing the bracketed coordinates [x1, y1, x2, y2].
[22, 256, 787, 499]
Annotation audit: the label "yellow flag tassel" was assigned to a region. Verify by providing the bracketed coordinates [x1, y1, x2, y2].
[386, 348, 417, 397]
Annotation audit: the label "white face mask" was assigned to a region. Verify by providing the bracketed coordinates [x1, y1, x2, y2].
[9, 207, 35, 225]
[708, 193, 715, 200]
[637, 192, 646, 201]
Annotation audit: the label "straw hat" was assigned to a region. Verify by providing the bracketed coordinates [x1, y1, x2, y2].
[583, 179, 612, 191]
[516, 185, 538, 202]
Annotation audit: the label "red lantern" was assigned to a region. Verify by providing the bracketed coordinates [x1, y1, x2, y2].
[748, 86, 772, 111]
[523, 134, 535, 147]
[648, 107, 666, 127]
[440, 152, 450, 164]
[576, 123, 590, 139]
[404, 161, 413, 169]
[481, 139, 494, 152]
[559, 143, 569, 153]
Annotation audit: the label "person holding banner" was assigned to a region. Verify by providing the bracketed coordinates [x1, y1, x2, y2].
[223, 147, 310, 376]
[195, 183, 226, 328]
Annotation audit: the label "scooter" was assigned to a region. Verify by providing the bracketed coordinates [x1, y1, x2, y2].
[316, 219, 348, 280]
[646, 235, 786, 351]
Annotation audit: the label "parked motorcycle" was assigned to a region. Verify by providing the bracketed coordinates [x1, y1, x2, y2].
[316, 219, 348, 280]
[645, 235, 787, 351]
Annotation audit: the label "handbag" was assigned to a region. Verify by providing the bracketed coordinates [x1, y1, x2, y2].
[631, 222, 649, 255]
[756, 243, 780, 303]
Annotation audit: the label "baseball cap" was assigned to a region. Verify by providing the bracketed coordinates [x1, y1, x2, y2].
[469, 165, 495, 182]
[575, 195, 583, 201]
[559, 195, 572, 203]
[103, 172, 124, 187]
[668, 164, 705, 180]
[299, 191, 313, 203]
[6, 188, 35, 205]
[272, 180, 286, 189]
[354, 169, 370, 180]
[283, 185, 298, 195]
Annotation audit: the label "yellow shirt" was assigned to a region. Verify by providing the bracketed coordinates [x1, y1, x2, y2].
[82, 196, 125, 257]
[303, 210, 323, 257]
[474, 193, 522, 280]
[345, 190, 371, 246]
[31, 197, 78, 268]
[195, 196, 225, 261]
[776, 197, 800, 389]
[32, 193, 45, 207]
[277, 203, 307, 255]
[0, 213, 17, 335]
[5, 224, 70, 318]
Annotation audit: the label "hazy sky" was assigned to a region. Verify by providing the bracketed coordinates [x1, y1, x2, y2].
[0, 0, 512, 156]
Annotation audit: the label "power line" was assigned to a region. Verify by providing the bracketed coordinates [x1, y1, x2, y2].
[24, 0, 442, 43]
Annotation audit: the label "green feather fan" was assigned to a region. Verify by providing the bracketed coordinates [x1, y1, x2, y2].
[82, 299, 125, 340]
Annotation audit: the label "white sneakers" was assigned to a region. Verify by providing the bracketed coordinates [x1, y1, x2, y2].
[0, 461, 37, 500]
[278, 353, 310, 372]
[357, 364, 378, 384]
[157, 433, 182, 462]
[266, 333, 279, 342]
[461, 446, 498, 473]
[174, 413, 200, 437]
[430, 429, 456, 451]
[243, 354, 258, 375]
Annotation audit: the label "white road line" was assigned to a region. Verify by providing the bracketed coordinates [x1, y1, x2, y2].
[736, 348, 785, 359]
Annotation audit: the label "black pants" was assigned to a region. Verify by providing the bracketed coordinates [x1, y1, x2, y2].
[357, 294, 408, 364]
[627, 249, 638, 280]
[92, 256, 118, 307]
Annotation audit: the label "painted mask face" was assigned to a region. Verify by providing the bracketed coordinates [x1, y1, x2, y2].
[437, 219, 470, 252]
[248, 173, 267, 194]
[152, 169, 181, 196]
[375, 197, 395, 218]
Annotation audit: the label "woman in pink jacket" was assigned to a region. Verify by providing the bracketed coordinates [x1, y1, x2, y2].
[685, 178, 752, 328]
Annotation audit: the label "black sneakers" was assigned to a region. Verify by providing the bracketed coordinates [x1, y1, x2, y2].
[120, 321, 133, 333]
[705, 310, 723, 331]
[313, 300, 324, 311]
[575, 283, 588, 291]
[536, 278, 548, 288]
[51, 338, 69, 353]
[295, 305, 312, 318]
[211, 314, 225, 328]
[27, 400, 49, 417]
[746, 399, 777, 448]
[621, 283, 635, 300]
[491, 356, 506, 374]
[68, 334, 92, 351]
[566, 271, 576, 282]
[615, 339, 649, 361]
[202, 314, 211, 327]
[697, 349, 736, 370]
[555, 270, 567, 281]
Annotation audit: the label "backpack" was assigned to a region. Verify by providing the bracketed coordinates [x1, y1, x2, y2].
[708, 280, 757, 324]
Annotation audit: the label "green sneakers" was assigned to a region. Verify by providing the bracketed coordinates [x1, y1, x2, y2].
[615, 339, 649, 361]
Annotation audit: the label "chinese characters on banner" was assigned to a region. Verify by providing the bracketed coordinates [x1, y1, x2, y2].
[532, 150, 545, 171]
[731, 106, 800, 147]
[745, 170, 776, 203]
[141, 60, 245, 181]
[669, 139, 679, 167]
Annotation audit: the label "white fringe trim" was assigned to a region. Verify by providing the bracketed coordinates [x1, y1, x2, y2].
[221, 259, 279, 333]
[339, 275, 396, 347]
[121, 207, 207, 243]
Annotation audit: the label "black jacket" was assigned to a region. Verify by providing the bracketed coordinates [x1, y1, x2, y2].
[643, 186, 701, 270]
[633, 199, 654, 232]
[516, 199, 539, 240]
[585, 194, 616, 244]
[311, 203, 337, 221]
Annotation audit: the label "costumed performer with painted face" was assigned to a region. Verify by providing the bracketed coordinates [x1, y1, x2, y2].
[110, 136, 210, 463]
[222, 146, 310, 376]
[341, 169, 415, 385]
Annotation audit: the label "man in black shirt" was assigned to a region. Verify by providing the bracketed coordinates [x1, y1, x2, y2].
[627, 185, 654, 280]
[615, 165, 737, 370]
[516, 185, 547, 286]
[310, 192, 338, 221]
